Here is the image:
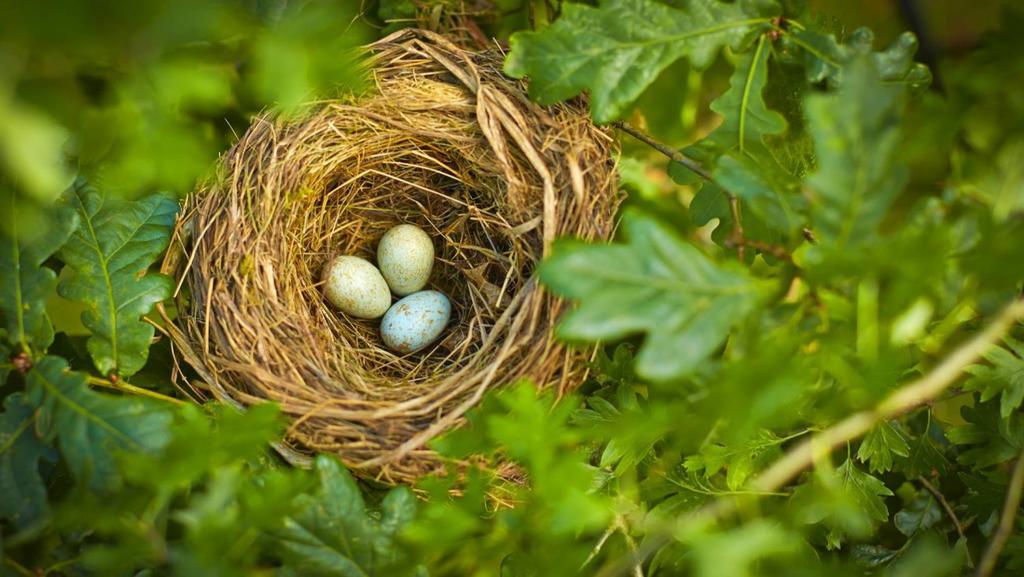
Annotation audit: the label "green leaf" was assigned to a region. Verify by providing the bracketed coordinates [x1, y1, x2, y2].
[857, 421, 910, 474]
[706, 35, 787, 158]
[684, 429, 785, 490]
[893, 491, 941, 537]
[964, 338, 1024, 418]
[788, 27, 931, 91]
[0, 393, 52, 528]
[792, 458, 893, 548]
[23, 356, 173, 490]
[947, 401, 1024, 468]
[900, 420, 950, 479]
[0, 191, 78, 355]
[504, 0, 777, 123]
[713, 154, 805, 237]
[540, 210, 770, 380]
[805, 56, 907, 247]
[270, 455, 419, 577]
[57, 182, 177, 377]
[685, 520, 798, 577]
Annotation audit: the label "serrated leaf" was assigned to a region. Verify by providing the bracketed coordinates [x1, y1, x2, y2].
[947, 401, 1024, 467]
[504, 0, 778, 122]
[0, 191, 78, 355]
[540, 210, 769, 381]
[900, 420, 951, 479]
[23, 356, 172, 490]
[964, 338, 1024, 418]
[706, 35, 787, 158]
[270, 455, 419, 577]
[857, 421, 910, 474]
[0, 393, 53, 528]
[57, 182, 177, 377]
[791, 458, 893, 548]
[685, 429, 784, 490]
[894, 491, 941, 537]
[805, 56, 907, 247]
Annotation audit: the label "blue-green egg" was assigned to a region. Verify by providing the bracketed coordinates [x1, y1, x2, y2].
[380, 290, 451, 353]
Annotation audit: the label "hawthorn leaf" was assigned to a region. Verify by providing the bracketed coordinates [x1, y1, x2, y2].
[57, 182, 177, 377]
[900, 421, 950, 479]
[540, 210, 770, 381]
[894, 492, 941, 537]
[792, 458, 892, 548]
[947, 402, 1024, 468]
[805, 56, 907, 247]
[684, 429, 784, 490]
[23, 356, 173, 490]
[271, 455, 419, 577]
[0, 192, 78, 355]
[964, 338, 1024, 418]
[857, 421, 910, 474]
[0, 393, 53, 528]
[504, 0, 778, 122]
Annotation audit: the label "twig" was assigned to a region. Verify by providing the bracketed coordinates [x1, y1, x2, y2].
[583, 524, 618, 569]
[597, 298, 1024, 577]
[976, 450, 1024, 577]
[606, 119, 761, 259]
[3, 558, 34, 577]
[612, 120, 714, 182]
[918, 475, 973, 567]
[87, 376, 186, 406]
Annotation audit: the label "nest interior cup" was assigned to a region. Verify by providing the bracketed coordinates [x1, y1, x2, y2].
[159, 29, 620, 484]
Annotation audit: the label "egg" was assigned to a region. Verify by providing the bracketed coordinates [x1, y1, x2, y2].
[321, 256, 391, 319]
[377, 224, 434, 296]
[380, 290, 451, 353]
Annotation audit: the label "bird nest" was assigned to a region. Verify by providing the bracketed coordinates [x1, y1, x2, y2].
[158, 29, 620, 484]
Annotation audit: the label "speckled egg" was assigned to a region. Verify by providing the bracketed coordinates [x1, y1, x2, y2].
[321, 256, 392, 319]
[380, 290, 451, 353]
[377, 224, 434, 296]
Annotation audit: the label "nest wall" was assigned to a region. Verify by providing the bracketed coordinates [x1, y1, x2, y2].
[159, 29, 620, 484]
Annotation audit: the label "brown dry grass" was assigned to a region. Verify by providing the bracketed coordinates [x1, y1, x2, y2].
[158, 29, 620, 484]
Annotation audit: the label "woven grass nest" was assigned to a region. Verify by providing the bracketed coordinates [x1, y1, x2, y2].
[159, 28, 620, 484]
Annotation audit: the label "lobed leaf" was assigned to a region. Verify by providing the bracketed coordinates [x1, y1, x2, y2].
[23, 356, 173, 490]
[270, 455, 420, 577]
[0, 191, 78, 355]
[505, 0, 778, 123]
[541, 210, 771, 381]
[856, 420, 910, 474]
[964, 338, 1024, 418]
[57, 182, 177, 377]
[805, 56, 907, 247]
[0, 393, 53, 528]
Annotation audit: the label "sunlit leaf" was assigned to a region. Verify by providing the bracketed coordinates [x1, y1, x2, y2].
[541, 209, 771, 380]
[505, 0, 778, 122]
[57, 182, 177, 377]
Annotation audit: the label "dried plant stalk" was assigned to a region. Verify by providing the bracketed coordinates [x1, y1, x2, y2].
[158, 29, 620, 484]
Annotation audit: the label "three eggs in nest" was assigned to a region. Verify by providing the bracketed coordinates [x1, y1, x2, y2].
[321, 225, 450, 354]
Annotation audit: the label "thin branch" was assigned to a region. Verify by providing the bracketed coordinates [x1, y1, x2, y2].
[918, 475, 973, 567]
[976, 450, 1024, 577]
[583, 524, 618, 569]
[87, 376, 186, 406]
[612, 120, 714, 182]
[751, 299, 1024, 493]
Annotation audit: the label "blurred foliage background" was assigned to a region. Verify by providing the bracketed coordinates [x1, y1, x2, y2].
[3, 1, 1024, 576]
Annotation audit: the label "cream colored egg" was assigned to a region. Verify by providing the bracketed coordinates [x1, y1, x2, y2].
[321, 256, 391, 319]
[377, 224, 434, 296]
[380, 290, 451, 353]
